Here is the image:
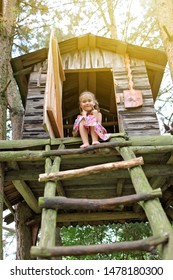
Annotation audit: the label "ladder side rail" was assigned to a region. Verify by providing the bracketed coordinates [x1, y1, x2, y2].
[118, 146, 173, 260]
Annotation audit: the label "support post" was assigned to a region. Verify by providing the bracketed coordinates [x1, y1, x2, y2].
[118, 146, 173, 260]
[15, 202, 34, 260]
[39, 145, 61, 248]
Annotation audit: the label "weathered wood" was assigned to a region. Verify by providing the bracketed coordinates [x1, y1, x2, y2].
[39, 145, 61, 248]
[0, 139, 50, 150]
[31, 235, 168, 257]
[10, 162, 40, 214]
[53, 157, 65, 196]
[1, 144, 173, 162]
[5, 164, 173, 181]
[118, 146, 173, 260]
[13, 180, 40, 214]
[0, 134, 173, 151]
[0, 150, 45, 161]
[39, 157, 144, 182]
[130, 135, 173, 146]
[24, 211, 148, 227]
[44, 140, 132, 156]
[43, 31, 64, 138]
[39, 189, 162, 210]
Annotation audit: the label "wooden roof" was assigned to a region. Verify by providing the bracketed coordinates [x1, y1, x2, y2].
[11, 34, 167, 107]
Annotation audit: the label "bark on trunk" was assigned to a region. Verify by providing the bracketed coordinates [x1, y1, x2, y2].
[15, 202, 34, 260]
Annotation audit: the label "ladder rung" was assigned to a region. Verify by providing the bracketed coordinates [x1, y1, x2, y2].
[39, 189, 162, 210]
[39, 157, 144, 182]
[30, 235, 168, 258]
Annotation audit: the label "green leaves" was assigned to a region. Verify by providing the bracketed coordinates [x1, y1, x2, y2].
[60, 222, 160, 260]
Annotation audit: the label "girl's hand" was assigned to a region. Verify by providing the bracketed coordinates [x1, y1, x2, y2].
[81, 110, 87, 116]
[92, 110, 102, 123]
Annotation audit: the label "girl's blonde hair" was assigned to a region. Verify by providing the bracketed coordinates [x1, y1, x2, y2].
[79, 91, 100, 112]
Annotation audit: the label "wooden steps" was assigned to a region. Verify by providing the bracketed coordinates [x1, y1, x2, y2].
[30, 140, 173, 260]
[31, 235, 168, 258]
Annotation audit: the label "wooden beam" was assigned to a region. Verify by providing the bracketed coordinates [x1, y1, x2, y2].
[118, 146, 173, 260]
[13, 180, 40, 214]
[0, 139, 50, 150]
[13, 66, 33, 77]
[39, 157, 144, 182]
[1, 134, 172, 150]
[5, 165, 173, 181]
[39, 189, 162, 210]
[8, 161, 40, 214]
[31, 235, 168, 258]
[16, 211, 148, 227]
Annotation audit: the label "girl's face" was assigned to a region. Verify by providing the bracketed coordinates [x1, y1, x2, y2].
[80, 94, 95, 112]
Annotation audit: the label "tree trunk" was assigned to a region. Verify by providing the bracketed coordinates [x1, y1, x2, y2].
[0, 0, 25, 260]
[7, 67, 24, 140]
[96, 0, 118, 39]
[3, 0, 24, 140]
[155, 0, 173, 82]
[15, 202, 33, 260]
[0, 0, 9, 261]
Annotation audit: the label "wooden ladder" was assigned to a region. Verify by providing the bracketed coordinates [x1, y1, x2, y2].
[30, 140, 173, 259]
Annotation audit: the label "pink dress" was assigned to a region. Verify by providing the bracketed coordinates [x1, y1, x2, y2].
[73, 115, 111, 141]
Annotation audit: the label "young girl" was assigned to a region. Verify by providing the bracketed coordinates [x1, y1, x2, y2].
[73, 91, 111, 148]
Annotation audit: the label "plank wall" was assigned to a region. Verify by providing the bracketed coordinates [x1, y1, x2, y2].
[22, 47, 160, 139]
[22, 61, 49, 139]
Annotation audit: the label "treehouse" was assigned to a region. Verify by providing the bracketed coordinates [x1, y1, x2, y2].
[1, 33, 173, 259]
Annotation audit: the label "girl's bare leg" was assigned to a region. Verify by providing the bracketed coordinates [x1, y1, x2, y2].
[79, 120, 89, 148]
[90, 126, 100, 145]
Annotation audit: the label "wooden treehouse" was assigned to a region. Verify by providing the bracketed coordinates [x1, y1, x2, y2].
[1, 33, 173, 259]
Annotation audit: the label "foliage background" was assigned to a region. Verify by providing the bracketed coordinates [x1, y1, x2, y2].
[1, 0, 173, 259]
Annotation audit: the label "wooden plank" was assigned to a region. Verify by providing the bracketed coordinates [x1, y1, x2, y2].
[43, 31, 64, 138]
[47, 107, 60, 138]
[27, 211, 146, 227]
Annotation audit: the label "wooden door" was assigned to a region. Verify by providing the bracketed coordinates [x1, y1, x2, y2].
[43, 31, 65, 138]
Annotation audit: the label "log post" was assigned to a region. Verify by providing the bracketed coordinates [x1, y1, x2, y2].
[118, 146, 173, 260]
[39, 145, 61, 249]
[15, 202, 34, 260]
